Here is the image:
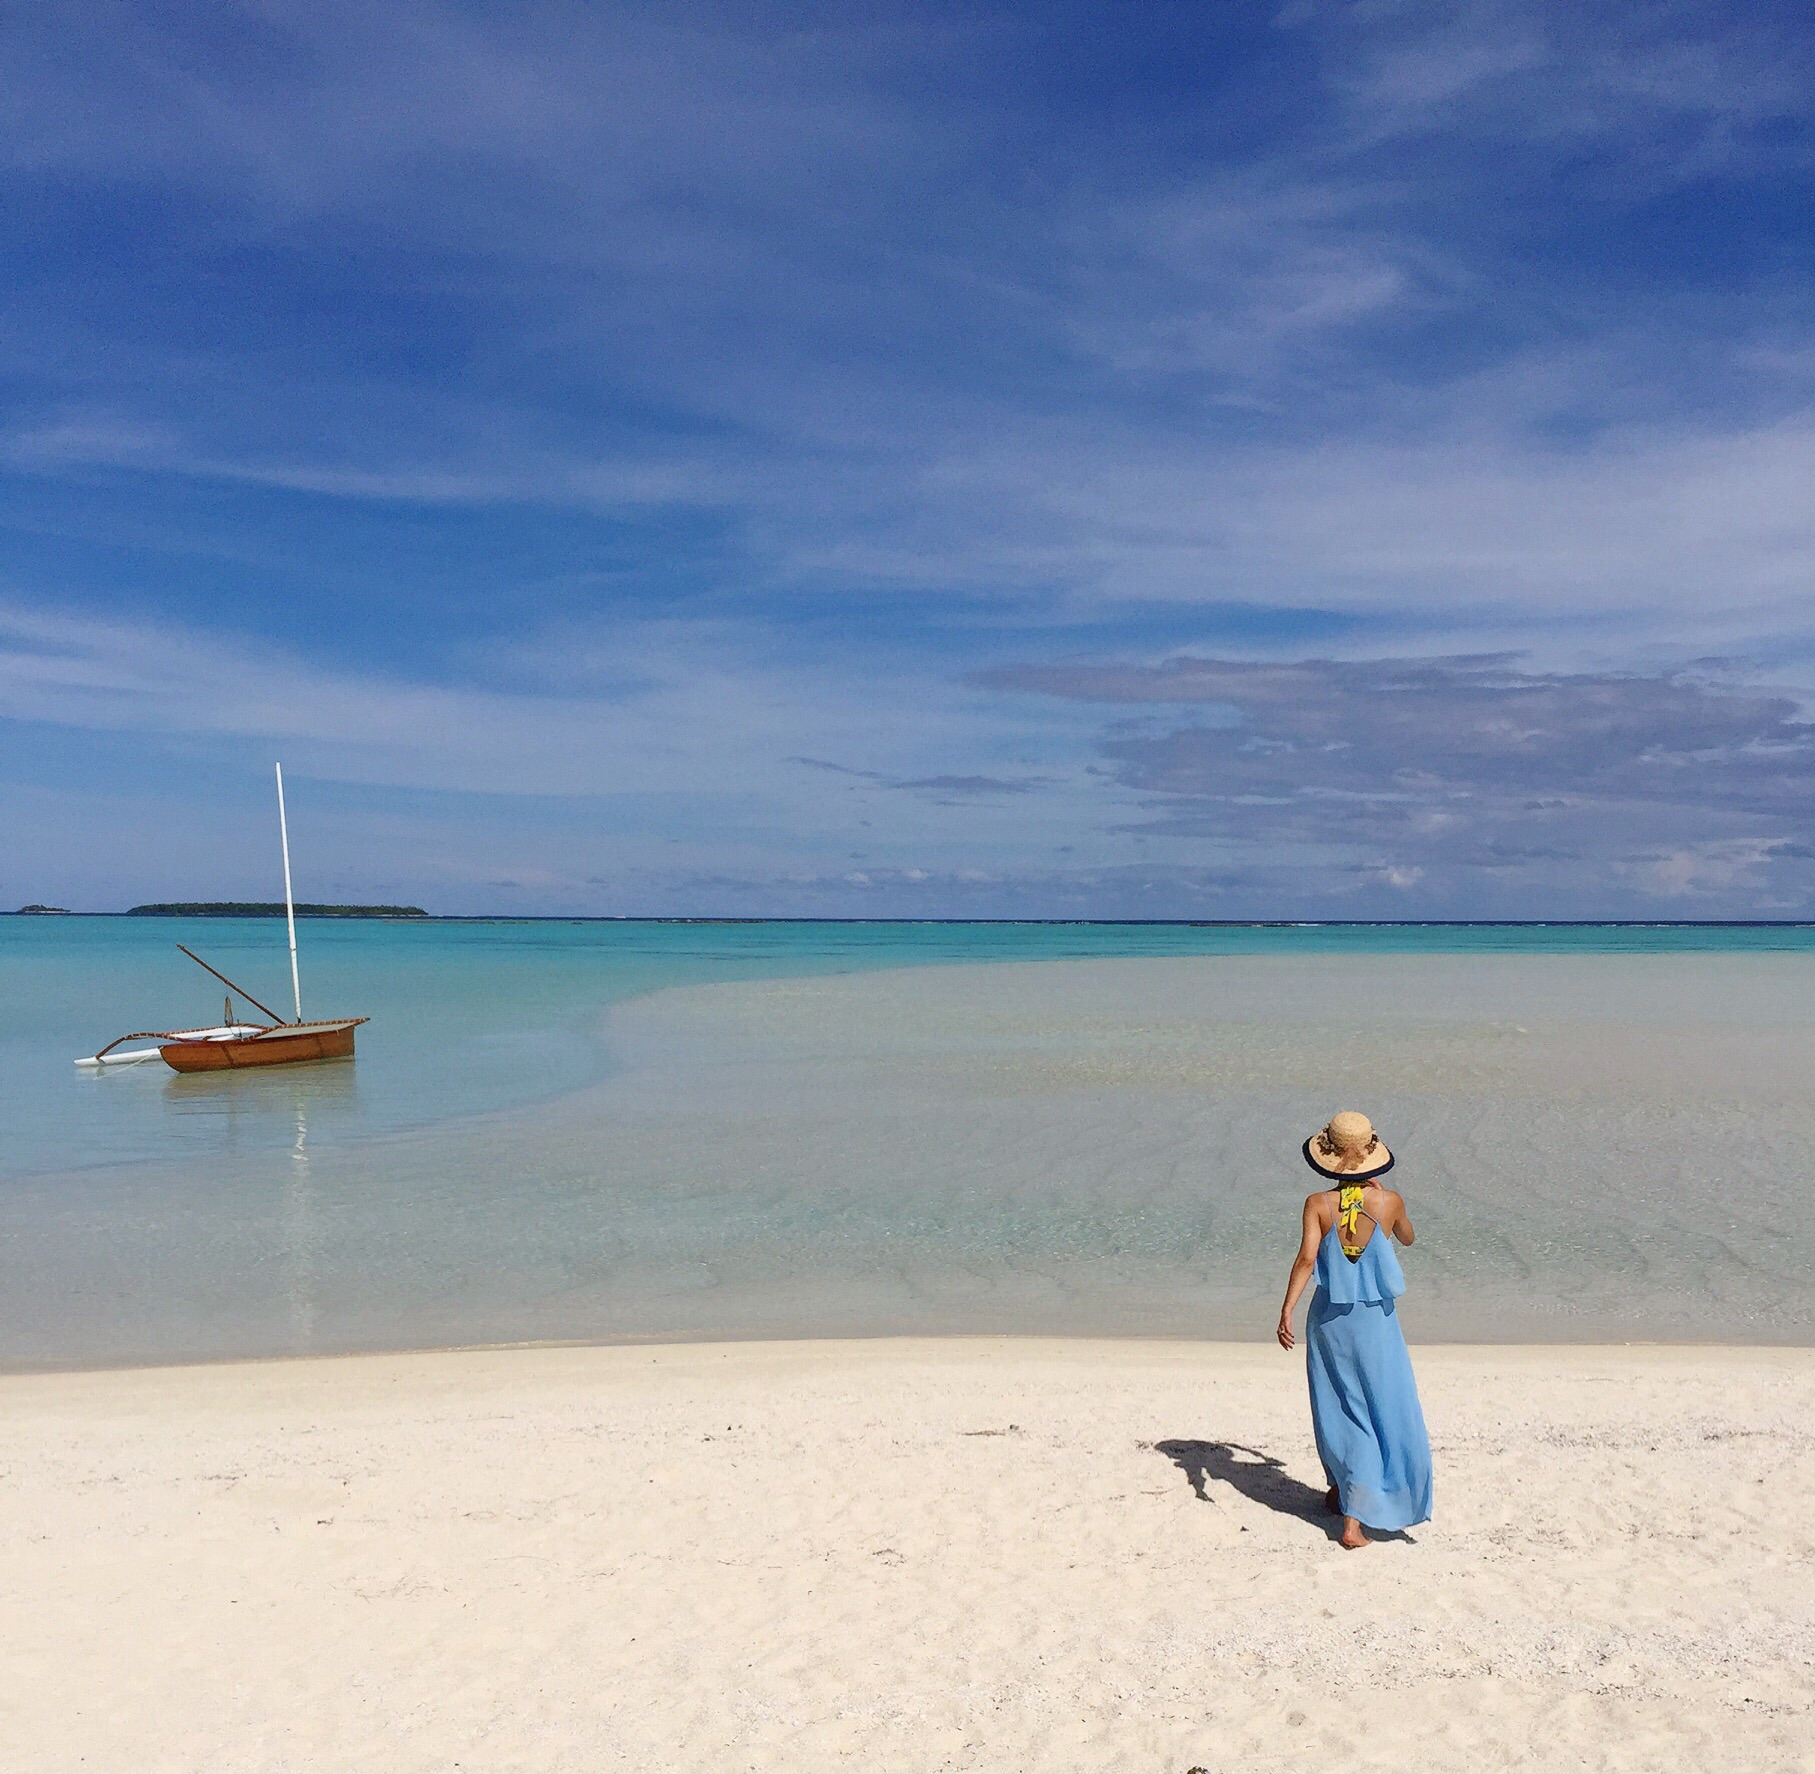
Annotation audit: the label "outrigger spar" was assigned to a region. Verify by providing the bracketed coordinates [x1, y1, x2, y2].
[76, 765, 369, 1072]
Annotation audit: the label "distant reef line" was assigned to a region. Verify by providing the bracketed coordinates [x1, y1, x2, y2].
[125, 902, 428, 918]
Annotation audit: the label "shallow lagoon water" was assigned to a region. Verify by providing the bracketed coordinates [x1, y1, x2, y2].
[4, 919, 1814, 1366]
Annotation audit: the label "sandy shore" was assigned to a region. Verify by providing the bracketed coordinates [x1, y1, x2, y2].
[4, 1339, 1811, 1771]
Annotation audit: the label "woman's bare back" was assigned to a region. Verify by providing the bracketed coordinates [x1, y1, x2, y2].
[1307, 1183, 1412, 1257]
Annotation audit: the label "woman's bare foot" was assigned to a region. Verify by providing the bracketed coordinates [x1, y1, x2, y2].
[1325, 1486, 1340, 1514]
[1339, 1517, 1370, 1550]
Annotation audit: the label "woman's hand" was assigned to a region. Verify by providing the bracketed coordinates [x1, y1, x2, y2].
[1278, 1194, 1322, 1351]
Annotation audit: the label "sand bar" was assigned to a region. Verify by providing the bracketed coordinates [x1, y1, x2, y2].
[4, 1338, 1811, 1770]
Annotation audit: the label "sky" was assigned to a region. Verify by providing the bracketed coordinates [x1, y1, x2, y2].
[4, 0, 1815, 918]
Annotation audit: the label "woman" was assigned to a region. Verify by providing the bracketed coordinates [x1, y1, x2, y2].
[1276, 1111, 1432, 1549]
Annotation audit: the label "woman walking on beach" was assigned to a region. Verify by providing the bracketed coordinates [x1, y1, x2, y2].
[1277, 1111, 1432, 1549]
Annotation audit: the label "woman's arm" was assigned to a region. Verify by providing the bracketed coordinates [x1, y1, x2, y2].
[1276, 1194, 1324, 1350]
[1390, 1190, 1415, 1245]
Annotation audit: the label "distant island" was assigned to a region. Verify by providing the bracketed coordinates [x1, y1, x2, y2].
[16, 904, 72, 914]
[126, 902, 429, 918]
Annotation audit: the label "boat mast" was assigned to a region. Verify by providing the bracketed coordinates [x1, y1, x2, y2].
[275, 762, 302, 1023]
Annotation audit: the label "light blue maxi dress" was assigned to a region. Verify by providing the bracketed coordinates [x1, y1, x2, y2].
[1306, 1204, 1433, 1530]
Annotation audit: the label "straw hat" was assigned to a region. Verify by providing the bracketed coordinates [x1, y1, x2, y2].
[1302, 1110, 1395, 1181]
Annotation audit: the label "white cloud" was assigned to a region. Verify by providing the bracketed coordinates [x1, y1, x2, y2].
[1636, 838, 1787, 899]
[811, 413, 1815, 642]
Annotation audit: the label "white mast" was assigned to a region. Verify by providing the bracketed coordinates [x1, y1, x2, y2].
[275, 762, 302, 1023]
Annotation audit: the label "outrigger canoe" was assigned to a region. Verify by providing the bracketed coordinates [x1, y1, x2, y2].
[76, 763, 370, 1075]
[80, 1018, 368, 1072]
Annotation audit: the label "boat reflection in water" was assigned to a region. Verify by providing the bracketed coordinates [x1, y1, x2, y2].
[161, 1055, 362, 1116]
[162, 1061, 353, 1352]
[284, 1070, 319, 1350]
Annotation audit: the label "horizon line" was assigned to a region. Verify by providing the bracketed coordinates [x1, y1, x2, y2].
[10, 913, 1815, 929]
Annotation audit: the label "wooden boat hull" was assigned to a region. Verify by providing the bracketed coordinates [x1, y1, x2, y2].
[160, 1019, 365, 1072]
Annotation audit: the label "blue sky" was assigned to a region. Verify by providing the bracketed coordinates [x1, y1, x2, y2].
[4, 0, 1815, 916]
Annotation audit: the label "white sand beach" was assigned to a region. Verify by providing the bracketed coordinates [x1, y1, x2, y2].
[5, 1338, 1811, 1771]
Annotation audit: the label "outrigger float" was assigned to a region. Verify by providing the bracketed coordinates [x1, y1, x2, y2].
[77, 765, 368, 1074]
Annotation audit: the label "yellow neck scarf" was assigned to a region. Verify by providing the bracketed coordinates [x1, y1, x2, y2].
[1338, 1184, 1367, 1259]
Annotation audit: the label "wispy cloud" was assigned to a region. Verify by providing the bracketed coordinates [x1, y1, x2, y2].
[789, 756, 1048, 800]
[1303, 0, 1815, 166]
[0, 602, 874, 799]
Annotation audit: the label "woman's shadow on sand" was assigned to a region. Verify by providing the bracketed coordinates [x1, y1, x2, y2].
[1152, 1440, 1414, 1543]
[1149, 1440, 1331, 1539]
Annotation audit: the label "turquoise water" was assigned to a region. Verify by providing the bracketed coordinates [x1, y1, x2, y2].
[10, 916, 1815, 1182]
[4, 917, 1814, 1366]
